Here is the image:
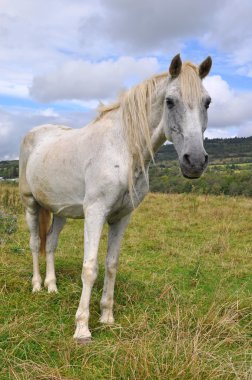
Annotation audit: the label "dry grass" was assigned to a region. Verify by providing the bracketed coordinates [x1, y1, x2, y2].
[0, 182, 23, 213]
[0, 184, 251, 379]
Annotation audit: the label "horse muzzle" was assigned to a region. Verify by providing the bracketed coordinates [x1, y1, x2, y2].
[180, 152, 208, 179]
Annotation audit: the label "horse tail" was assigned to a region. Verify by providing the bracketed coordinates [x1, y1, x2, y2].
[38, 208, 52, 255]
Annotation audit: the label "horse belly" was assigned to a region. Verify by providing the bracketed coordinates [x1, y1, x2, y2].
[27, 164, 85, 218]
[31, 180, 85, 218]
[54, 203, 84, 219]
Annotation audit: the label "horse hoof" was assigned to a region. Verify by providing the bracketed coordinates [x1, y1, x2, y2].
[48, 284, 58, 293]
[100, 311, 114, 324]
[32, 283, 42, 293]
[100, 316, 115, 324]
[75, 337, 92, 345]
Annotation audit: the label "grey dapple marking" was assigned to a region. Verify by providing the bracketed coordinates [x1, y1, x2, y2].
[19, 54, 212, 342]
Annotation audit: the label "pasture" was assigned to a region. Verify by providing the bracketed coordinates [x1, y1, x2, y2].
[0, 183, 251, 379]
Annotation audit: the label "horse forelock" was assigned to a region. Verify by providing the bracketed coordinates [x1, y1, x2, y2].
[179, 62, 203, 108]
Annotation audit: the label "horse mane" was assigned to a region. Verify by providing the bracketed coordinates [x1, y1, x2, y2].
[95, 72, 167, 198]
[95, 62, 201, 199]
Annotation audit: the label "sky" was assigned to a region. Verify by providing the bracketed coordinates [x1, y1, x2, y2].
[1, 0, 252, 160]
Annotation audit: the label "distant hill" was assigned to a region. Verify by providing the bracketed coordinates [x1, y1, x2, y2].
[155, 136, 252, 164]
[0, 160, 19, 179]
[150, 136, 252, 197]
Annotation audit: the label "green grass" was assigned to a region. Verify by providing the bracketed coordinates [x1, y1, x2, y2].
[0, 185, 251, 379]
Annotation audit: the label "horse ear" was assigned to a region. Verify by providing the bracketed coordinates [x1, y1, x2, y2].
[199, 56, 212, 79]
[169, 54, 182, 78]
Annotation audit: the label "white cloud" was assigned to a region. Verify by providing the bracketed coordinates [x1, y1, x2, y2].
[0, 105, 95, 160]
[204, 75, 252, 133]
[1, 0, 252, 102]
[0, 121, 13, 138]
[201, 0, 252, 74]
[236, 122, 252, 137]
[0, 0, 101, 98]
[204, 76, 232, 104]
[30, 57, 160, 102]
[37, 108, 60, 118]
[205, 128, 238, 139]
[0, 0, 252, 161]
[79, 0, 222, 57]
[0, 81, 29, 98]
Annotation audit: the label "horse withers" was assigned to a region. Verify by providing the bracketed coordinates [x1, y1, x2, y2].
[19, 54, 212, 343]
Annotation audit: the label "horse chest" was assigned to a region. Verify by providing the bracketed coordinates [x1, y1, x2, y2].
[108, 171, 149, 223]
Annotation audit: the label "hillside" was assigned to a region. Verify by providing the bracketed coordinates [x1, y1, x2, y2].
[155, 136, 252, 163]
[150, 136, 252, 196]
[0, 160, 19, 179]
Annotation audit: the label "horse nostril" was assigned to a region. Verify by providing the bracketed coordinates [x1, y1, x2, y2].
[183, 154, 191, 166]
[204, 154, 209, 165]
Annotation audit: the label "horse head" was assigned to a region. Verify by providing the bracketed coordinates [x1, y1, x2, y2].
[164, 54, 212, 179]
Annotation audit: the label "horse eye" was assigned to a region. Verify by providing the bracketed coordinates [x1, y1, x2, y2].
[166, 97, 175, 109]
[205, 98, 211, 109]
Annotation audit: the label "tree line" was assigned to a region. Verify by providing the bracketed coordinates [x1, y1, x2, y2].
[149, 162, 252, 196]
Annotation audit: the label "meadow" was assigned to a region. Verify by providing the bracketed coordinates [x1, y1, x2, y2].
[0, 183, 251, 379]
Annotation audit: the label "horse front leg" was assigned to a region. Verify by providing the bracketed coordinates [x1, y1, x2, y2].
[100, 213, 131, 324]
[73, 203, 106, 343]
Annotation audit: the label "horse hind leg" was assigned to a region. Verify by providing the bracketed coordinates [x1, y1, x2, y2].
[25, 199, 42, 292]
[25, 194, 65, 293]
[44, 215, 66, 293]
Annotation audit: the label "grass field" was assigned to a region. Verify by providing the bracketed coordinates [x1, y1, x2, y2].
[0, 184, 252, 379]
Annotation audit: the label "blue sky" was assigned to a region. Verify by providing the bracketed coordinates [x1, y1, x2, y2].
[1, 0, 252, 160]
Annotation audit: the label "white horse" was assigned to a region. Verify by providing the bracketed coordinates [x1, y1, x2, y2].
[19, 54, 212, 343]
